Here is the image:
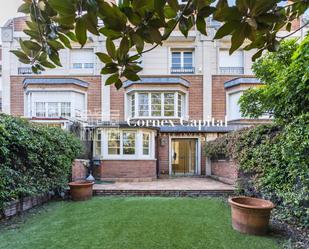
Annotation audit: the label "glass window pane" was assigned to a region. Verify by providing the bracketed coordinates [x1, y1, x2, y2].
[172, 52, 181, 68]
[61, 102, 71, 117]
[123, 131, 136, 155]
[131, 94, 135, 117]
[138, 93, 149, 116]
[143, 133, 150, 155]
[164, 93, 175, 116]
[35, 102, 46, 117]
[84, 63, 94, 68]
[95, 130, 101, 157]
[178, 93, 183, 117]
[151, 93, 162, 116]
[108, 130, 120, 155]
[73, 63, 82, 69]
[183, 52, 193, 67]
[47, 102, 59, 117]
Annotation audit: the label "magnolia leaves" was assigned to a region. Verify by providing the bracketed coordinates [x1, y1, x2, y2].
[96, 38, 143, 89]
[13, 0, 309, 88]
[212, 0, 308, 58]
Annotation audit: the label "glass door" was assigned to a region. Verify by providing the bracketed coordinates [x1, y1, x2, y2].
[171, 139, 197, 175]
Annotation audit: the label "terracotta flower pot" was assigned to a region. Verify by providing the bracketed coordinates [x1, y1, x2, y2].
[68, 181, 94, 201]
[228, 196, 275, 235]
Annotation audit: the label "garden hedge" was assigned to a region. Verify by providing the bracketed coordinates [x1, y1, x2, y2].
[205, 114, 309, 227]
[0, 114, 82, 210]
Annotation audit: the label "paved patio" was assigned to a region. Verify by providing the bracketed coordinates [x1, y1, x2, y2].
[93, 177, 234, 191]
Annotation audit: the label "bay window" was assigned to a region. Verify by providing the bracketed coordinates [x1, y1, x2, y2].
[129, 92, 185, 118]
[103, 129, 154, 159]
[123, 131, 136, 155]
[143, 133, 150, 156]
[138, 93, 149, 116]
[164, 93, 175, 116]
[35, 102, 71, 118]
[35, 102, 46, 117]
[108, 130, 121, 155]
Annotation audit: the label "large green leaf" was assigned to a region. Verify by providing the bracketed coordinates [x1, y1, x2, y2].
[47, 40, 65, 50]
[96, 52, 112, 64]
[230, 23, 247, 54]
[23, 40, 42, 52]
[131, 33, 144, 54]
[196, 16, 207, 35]
[18, 2, 31, 14]
[105, 73, 120, 85]
[10, 50, 30, 64]
[58, 33, 72, 49]
[214, 21, 239, 39]
[49, 0, 75, 15]
[106, 38, 116, 59]
[167, 0, 180, 12]
[99, 28, 122, 40]
[75, 16, 87, 47]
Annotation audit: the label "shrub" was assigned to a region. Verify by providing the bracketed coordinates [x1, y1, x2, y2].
[0, 114, 83, 210]
[205, 114, 309, 227]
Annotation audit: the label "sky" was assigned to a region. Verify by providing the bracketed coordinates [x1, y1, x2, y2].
[0, 0, 23, 27]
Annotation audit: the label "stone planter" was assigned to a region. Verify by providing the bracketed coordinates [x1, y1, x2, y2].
[68, 181, 94, 201]
[228, 196, 275, 235]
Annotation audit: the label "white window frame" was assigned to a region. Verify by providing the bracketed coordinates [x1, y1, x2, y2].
[218, 49, 244, 75]
[170, 50, 194, 74]
[26, 90, 87, 120]
[128, 92, 186, 119]
[34, 102, 71, 118]
[101, 129, 155, 160]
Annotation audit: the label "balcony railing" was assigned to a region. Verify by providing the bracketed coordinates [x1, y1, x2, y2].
[219, 67, 244, 75]
[171, 67, 195, 74]
[18, 67, 41, 75]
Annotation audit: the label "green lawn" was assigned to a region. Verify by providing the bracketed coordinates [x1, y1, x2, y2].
[0, 197, 282, 249]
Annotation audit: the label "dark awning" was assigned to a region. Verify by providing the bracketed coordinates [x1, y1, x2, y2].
[23, 78, 89, 88]
[124, 77, 190, 88]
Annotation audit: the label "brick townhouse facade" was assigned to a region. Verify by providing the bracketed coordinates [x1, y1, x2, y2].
[0, 8, 304, 182]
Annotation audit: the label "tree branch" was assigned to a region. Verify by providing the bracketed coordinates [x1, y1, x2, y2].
[139, 0, 193, 56]
[276, 21, 309, 39]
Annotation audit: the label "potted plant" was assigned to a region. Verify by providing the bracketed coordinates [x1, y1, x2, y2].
[228, 196, 275, 235]
[68, 181, 94, 201]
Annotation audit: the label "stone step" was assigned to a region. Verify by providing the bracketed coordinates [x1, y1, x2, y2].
[93, 189, 235, 197]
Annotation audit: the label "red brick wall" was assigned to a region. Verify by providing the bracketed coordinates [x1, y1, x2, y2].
[183, 75, 204, 120]
[212, 75, 260, 120]
[10, 76, 102, 116]
[72, 159, 89, 181]
[94, 160, 157, 180]
[13, 16, 29, 32]
[110, 75, 203, 121]
[158, 135, 169, 175]
[211, 160, 238, 182]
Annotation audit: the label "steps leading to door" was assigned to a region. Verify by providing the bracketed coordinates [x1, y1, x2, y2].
[93, 189, 235, 197]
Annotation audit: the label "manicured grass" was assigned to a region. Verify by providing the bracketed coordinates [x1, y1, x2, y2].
[0, 197, 282, 249]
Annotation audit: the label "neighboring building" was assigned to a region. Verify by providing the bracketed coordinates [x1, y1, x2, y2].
[0, 44, 2, 111]
[0, 11, 302, 181]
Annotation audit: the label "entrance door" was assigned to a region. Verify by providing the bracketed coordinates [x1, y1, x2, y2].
[171, 139, 197, 175]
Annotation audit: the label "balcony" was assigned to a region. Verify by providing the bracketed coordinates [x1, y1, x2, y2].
[18, 67, 41, 75]
[219, 67, 244, 75]
[171, 67, 195, 74]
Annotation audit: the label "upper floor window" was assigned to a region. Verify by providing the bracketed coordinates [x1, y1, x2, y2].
[171, 51, 194, 74]
[35, 102, 71, 118]
[71, 49, 94, 70]
[27, 91, 86, 119]
[219, 50, 244, 75]
[129, 92, 185, 119]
